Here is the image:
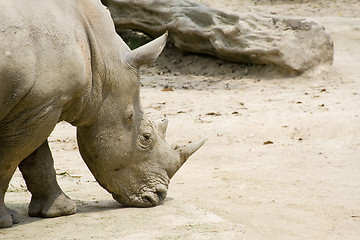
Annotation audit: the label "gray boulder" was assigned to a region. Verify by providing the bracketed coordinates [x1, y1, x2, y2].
[102, 0, 333, 73]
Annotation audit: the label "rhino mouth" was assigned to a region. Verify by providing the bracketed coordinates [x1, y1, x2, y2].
[112, 185, 168, 208]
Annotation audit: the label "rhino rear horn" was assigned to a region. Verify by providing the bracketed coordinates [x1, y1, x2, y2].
[125, 31, 168, 68]
[154, 117, 168, 137]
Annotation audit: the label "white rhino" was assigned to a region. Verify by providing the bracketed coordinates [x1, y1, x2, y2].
[0, 0, 205, 228]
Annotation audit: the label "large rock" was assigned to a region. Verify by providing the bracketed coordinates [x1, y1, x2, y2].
[102, 0, 333, 73]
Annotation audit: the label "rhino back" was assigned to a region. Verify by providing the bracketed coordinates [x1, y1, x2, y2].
[0, 0, 92, 123]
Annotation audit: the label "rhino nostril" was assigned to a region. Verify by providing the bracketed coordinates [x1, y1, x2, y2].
[141, 192, 159, 206]
[155, 188, 167, 202]
[141, 187, 167, 206]
[143, 195, 153, 204]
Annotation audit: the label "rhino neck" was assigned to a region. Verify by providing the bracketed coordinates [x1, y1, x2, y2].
[61, 0, 131, 127]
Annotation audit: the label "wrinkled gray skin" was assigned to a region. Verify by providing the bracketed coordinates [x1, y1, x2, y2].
[0, 0, 205, 228]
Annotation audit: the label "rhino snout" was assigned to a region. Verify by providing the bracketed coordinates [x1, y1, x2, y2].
[140, 185, 168, 207]
[112, 185, 168, 207]
[142, 190, 167, 207]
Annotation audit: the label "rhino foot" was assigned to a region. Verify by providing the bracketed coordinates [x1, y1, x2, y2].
[0, 207, 19, 228]
[28, 193, 76, 218]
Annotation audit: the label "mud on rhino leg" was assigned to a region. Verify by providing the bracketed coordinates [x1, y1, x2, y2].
[0, 165, 20, 228]
[19, 140, 76, 218]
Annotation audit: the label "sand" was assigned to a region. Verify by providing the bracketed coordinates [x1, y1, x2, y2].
[2, 0, 359, 239]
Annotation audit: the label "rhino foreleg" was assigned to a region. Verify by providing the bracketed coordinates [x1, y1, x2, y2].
[19, 140, 76, 218]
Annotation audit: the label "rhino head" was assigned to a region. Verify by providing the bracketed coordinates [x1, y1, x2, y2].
[76, 32, 205, 207]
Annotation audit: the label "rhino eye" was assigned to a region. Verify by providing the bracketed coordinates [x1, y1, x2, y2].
[138, 133, 153, 149]
[128, 113, 134, 121]
[143, 133, 151, 140]
[126, 111, 134, 122]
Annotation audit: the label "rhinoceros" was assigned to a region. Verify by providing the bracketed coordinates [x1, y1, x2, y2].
[0, 0, 205, 228]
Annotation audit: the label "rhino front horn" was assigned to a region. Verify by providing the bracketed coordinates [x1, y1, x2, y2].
[168, 138, 207, 178]
[178, 138, 207, 164]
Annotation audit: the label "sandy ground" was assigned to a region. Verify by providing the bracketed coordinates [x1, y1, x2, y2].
[2, 0, 360, 239]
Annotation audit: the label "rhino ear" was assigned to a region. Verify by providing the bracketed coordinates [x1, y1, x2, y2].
[125, 31, 168, 68]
